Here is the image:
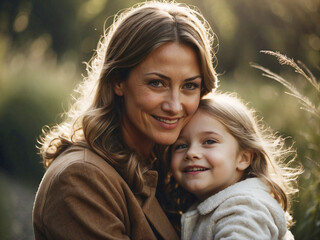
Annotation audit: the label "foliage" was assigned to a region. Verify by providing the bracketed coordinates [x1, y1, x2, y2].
[0, 45, 78, 183]
[1, 0, 319, 71]
[0, 36, 79, 238]
[0, 174, 11, 239]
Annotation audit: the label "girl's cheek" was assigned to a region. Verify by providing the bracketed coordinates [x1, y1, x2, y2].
[170, 155, 179, 170]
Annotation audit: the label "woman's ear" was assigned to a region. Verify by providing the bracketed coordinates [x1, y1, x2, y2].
[113, 79, 124, 96]
[237, 149, 253, 171]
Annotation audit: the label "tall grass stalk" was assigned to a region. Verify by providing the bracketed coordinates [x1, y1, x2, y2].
[251, 50, 320, 239]
[251, 51, 320, 119]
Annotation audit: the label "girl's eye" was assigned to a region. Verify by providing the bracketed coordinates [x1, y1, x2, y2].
[149, 80, 165, 88]
[183, 82, 200, 90]
[173, 144, 188, 151]
[204, 139, 216, 145]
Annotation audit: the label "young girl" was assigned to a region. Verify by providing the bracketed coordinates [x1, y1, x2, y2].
[169, 92, 301, 239]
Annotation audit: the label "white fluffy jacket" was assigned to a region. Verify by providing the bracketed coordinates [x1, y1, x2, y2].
[181, 178, 290, 240]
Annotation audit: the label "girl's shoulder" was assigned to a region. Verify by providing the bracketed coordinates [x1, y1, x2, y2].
[197, 178, 274, 213]
[182, 178, 288, 240]
[194, 178, 287, 239]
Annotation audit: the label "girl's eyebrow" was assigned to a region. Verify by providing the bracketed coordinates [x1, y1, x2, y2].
[201, 131, 223, 137]
[144, 72, 202, 81]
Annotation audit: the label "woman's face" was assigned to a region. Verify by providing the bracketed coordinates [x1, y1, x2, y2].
[114, 42, 202, 155]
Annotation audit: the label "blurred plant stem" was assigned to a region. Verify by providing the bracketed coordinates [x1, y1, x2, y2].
[251, 51, 320, 239]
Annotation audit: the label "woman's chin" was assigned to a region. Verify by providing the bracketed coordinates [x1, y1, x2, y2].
[155, 135, 179, 146]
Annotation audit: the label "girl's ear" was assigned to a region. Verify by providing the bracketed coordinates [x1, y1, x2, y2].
[237, 150, 253, 171]
[113, 79, 124, 96]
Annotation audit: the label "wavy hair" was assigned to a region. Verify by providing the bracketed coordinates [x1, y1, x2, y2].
[38, 1, 218, 193]
[164, 92, 302, 229]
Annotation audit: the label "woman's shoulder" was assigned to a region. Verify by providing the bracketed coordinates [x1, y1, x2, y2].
[33, 146, 138, 239]
[47, 145, 121, 179]
[35, 145, 127, 203]
[34, 145, 130, 209]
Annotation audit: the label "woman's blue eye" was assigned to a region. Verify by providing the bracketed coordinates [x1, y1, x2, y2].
[174, 144, 188, 150]
[204, 139, 216, 145]
[183, 82, 199, 90]
[149, 80, 164, 88]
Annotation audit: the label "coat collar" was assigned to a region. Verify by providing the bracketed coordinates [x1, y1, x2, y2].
[138, 170, 179, 240]
[197, 178, 269, 215]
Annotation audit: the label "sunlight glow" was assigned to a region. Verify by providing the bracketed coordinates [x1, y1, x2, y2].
[78, 0, 109, 20]
[13, 12, 29, 32]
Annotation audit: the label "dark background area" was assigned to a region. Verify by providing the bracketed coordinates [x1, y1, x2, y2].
[0, 0, 319, 239]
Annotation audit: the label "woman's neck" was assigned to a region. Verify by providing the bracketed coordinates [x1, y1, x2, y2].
[121, 124, 155, 160]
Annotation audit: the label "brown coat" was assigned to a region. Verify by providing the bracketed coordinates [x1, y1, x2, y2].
[33, 146, 179, 240]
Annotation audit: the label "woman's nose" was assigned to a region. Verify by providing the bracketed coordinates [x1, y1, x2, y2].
[161, 91, 183, 114]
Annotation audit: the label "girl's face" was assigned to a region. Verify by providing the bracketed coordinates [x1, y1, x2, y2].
[114, 42, 202, 157]
[171, 109, 251, 200]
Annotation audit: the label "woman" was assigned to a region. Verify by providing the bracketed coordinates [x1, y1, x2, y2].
[33, 1, 218, 239]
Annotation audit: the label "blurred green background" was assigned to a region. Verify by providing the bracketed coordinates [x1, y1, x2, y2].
[0, 0, 319, 239]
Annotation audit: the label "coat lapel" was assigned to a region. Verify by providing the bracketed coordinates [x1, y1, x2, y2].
[139, 171, 179, 240]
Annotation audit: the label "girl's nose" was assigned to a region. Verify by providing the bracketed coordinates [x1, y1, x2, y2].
[185, 146, 201, 161]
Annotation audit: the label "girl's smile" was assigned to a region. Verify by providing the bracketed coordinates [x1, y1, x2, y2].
[171, 109, 251, 200]
[183, 165, 210, 174]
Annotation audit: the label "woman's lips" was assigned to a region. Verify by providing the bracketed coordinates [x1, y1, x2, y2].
[153, 115, 181, 129]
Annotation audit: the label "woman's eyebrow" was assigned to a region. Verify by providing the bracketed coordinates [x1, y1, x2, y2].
[185, 76, 202, 81]
[145, 72, 202, 81]
[144, 72, 170, 80]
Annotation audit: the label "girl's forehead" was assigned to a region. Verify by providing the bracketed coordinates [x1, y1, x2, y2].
[181, 110, 226, 136]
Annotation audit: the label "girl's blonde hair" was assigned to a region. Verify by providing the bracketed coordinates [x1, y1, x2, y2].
[163, 92, 301, 228]
[38, 1, 218, 193]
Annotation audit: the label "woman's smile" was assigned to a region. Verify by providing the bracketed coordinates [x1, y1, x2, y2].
[152, 115, 182, 129]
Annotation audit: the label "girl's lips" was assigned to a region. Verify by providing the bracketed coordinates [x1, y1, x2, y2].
[183, 165, 209, 174]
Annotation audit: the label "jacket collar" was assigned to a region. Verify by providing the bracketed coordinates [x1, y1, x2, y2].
[197, 178, 269, 215]
[138, 170, 179, 240]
